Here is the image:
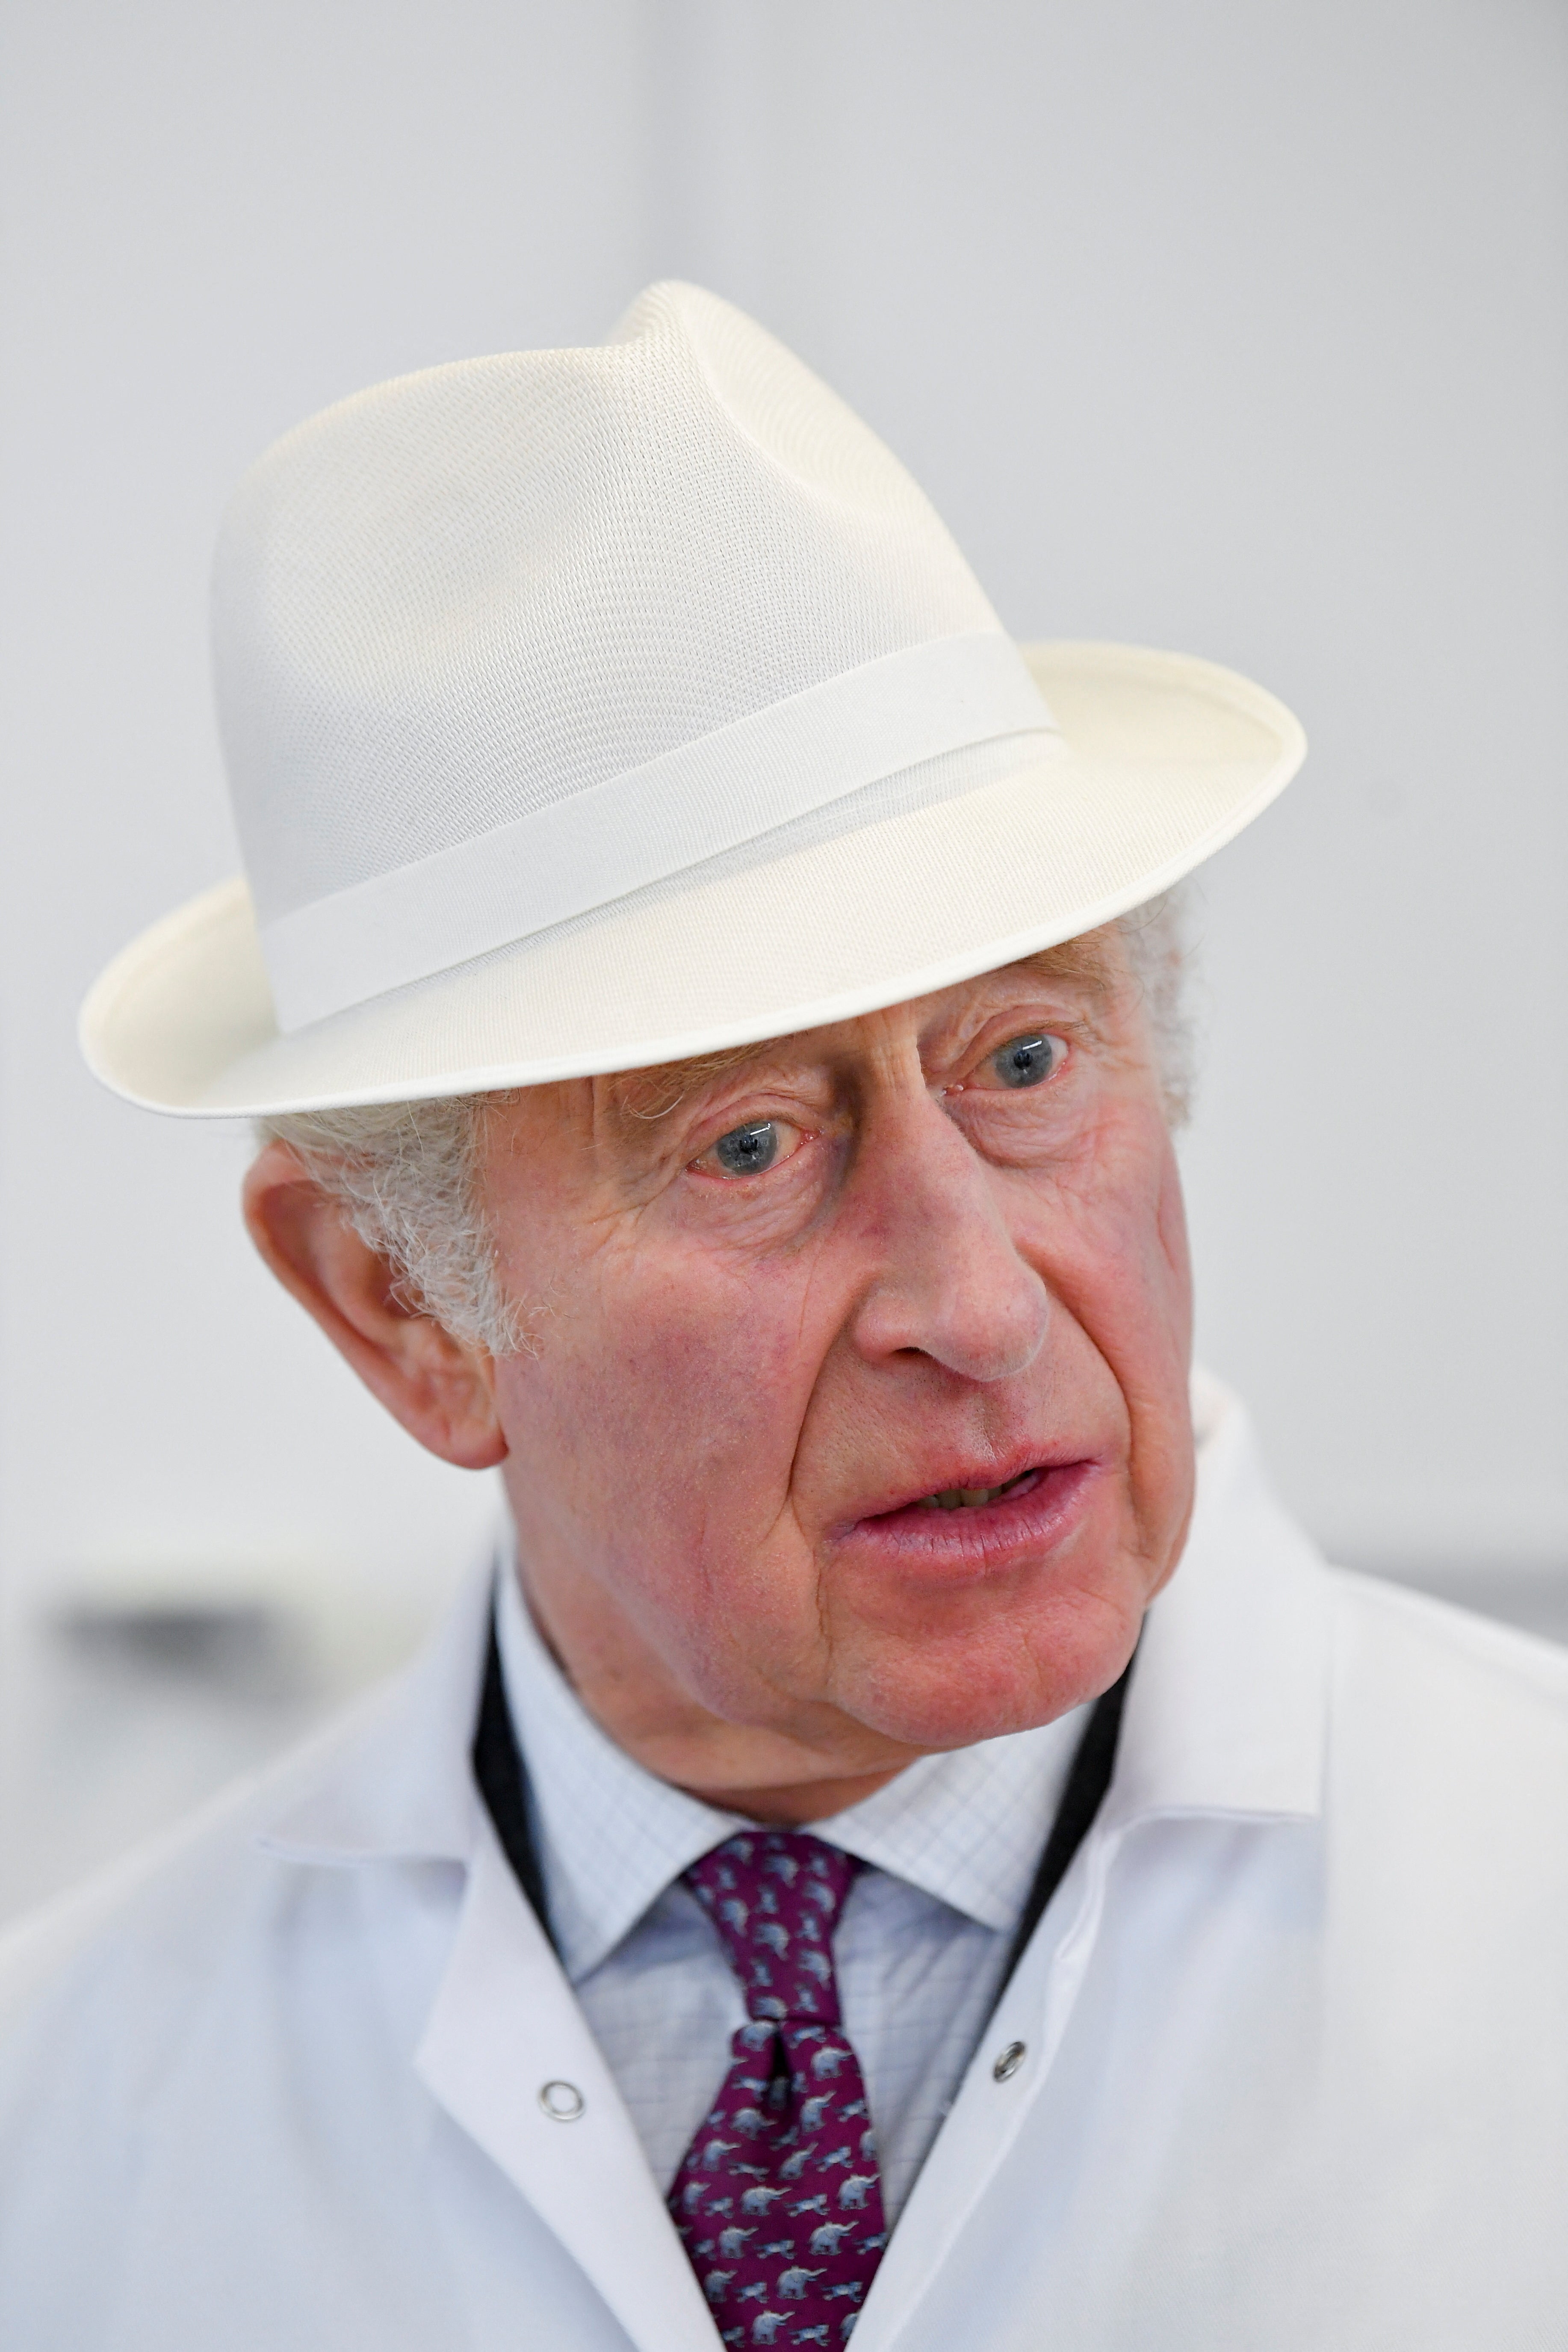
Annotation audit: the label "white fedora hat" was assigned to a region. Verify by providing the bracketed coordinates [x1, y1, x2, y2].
[81, 281, 1305, 1119]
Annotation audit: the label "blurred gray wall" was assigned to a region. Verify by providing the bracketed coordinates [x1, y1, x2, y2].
[1, 0, 1564, 1912]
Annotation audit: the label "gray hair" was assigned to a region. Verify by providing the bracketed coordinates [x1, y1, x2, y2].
[259, 889, 1194, 1358]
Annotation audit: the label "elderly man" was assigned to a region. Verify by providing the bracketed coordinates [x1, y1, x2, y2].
[2, 284, 1565, 2349]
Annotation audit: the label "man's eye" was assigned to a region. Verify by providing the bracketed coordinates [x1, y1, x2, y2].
[702, 1120, 788, 1178]
[989, 1032, 1066, 1090]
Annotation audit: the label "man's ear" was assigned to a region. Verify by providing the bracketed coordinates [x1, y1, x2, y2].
[242, 1140, 508, 1471]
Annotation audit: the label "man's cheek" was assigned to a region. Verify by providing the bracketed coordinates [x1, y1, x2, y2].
[1055, 1152, 1183, 1308]
[600, 1279, 813, 1486]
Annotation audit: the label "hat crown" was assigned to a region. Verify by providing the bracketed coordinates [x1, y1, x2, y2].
[213, 281, 1000, 933]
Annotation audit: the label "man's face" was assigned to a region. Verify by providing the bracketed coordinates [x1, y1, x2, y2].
[481, 930, 1194, 1776]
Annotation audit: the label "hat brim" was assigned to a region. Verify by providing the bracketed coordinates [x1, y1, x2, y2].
[80, 641, 1304, 1118]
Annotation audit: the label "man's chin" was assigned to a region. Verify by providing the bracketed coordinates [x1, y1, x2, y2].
[832, 1601, 1144, 1753]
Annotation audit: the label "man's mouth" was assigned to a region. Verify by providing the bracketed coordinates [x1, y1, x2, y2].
[834, 1454, 1098, 1572]
[848, 1453, 1087, 1530]
[910, 1467, 1042, 1512]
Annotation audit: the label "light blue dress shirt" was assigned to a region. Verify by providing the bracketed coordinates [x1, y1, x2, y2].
[495, 1567, 1087, 2220]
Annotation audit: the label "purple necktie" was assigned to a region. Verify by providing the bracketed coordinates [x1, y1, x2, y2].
[669, 1830, 889, 2346]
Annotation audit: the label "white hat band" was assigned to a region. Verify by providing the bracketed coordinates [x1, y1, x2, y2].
[260, 629, 1056, 1033]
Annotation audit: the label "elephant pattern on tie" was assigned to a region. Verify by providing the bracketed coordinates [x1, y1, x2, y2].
[668, 1832, 890, 2345]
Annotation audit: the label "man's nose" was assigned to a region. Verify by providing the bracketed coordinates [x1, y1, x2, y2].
[847, 1091, 1049, 1383]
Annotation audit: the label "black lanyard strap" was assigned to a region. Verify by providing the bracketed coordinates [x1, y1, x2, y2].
[472, 1620, 557, 1947]
[989, 1648, 1135, 2009]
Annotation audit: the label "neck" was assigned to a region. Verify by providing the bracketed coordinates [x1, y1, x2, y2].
[682, 1764, 910, 1828]
[512, 1557, 928, 1823]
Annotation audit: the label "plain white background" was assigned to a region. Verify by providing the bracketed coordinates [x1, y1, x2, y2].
[0, 0, 1563, 1914]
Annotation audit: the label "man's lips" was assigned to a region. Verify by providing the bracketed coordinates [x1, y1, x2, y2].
[908, 1463, 1044, 1513]
[827, 1450, 1102, 1556]
[845, 1443, 1092, 1528]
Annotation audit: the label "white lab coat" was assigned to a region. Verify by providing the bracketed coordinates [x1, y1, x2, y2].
[3, 1386, 1568, 2349]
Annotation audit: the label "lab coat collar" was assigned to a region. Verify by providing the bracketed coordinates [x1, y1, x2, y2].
[256, 1551, 495, 1869]
[1110, 1375, 1330, 1832]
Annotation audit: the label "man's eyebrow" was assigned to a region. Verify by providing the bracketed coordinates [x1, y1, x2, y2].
[1010, 934, 1122, 995]
[611, 1041, 777, 1123]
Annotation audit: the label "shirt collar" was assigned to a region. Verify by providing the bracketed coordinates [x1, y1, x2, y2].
[498, 1567, 1090, 1979]
[809, 1711, 1088, 1933]
[494, 1566, 747, 1980]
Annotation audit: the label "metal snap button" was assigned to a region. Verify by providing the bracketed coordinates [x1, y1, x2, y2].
[538, 2079, 586, 2121]
[992, 2040, 1026, 2083]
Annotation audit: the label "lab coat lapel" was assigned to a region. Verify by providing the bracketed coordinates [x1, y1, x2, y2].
[265, 1563, 717, 2352]
[848, 1387, 1333, 2352]
[845, 1808, 1121, 2352]
[416, 1803, 718, 2352]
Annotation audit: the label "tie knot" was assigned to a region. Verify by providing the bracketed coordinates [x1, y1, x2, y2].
[685, 1830, 858, 2024]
